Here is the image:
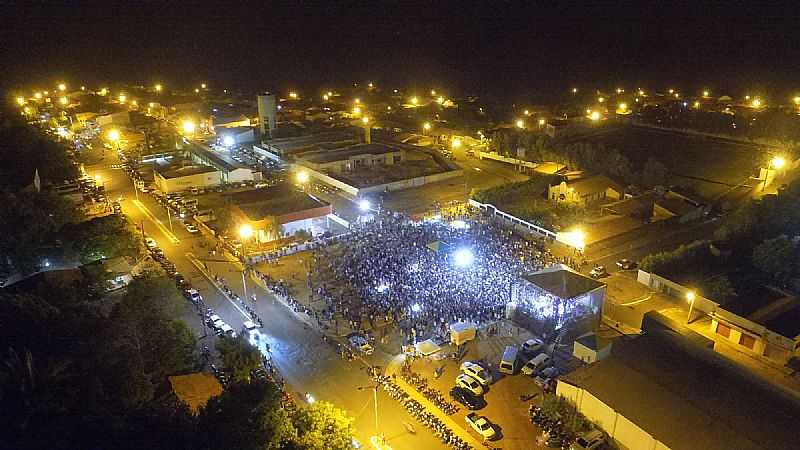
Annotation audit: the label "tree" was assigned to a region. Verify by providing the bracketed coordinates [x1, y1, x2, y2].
[752, 235, 797, 282]
[698, 276, 736, 302]
[61, 214, 138, 263]
[197, 380, 295, 450]
[640, 157, 668, 188]
[216, 335, 262, 383]
[291, 401, 355, 450]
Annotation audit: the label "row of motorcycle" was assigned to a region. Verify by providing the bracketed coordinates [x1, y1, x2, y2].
[375, 375, 473, 450]
[400, 367, 460, 415]
[529, 405, 575, 449]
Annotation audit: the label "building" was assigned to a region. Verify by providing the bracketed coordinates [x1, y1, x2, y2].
[296, 143, 404, 174]
[257, 93, 277, 137]
[572, 332, 612, 363]
[226, 184, 332, 243]
[557, 331, 800, 450]
[508, 265, 605, 338]
[548, 175, 623, 205]
[217, 126, 256, 146]
[95, 111, 131, 127]
[154, 163, 220, 193]
[181, 139, 256, 183]
[600, 190, 704, 224]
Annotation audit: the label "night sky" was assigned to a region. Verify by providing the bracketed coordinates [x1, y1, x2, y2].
[2, 1, 800, 102]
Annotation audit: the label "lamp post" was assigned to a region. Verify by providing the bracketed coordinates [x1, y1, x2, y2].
[686, 291, 696, 324]
[357, 385, 380, 444]
[239, 224, 254, 299]
[762, 156, 786, 192]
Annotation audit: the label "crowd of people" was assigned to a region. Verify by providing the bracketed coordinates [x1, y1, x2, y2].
[309, 209, 564, 340]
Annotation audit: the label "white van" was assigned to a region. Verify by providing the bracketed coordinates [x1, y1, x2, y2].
[522, 353, 551, 376]
[499, 345, 519, 375]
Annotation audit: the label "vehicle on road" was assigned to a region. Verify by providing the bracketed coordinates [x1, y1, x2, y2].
[521, 337, 544, 356]
[522, 353, 551, 376]
[616, 259, 637, 270]
[185, 223, 199, 233]
[145, 237, 157, 249]
[465, 412, 497, 440]
[449, 386, 486, 410]
[499, 345, 519, 375]
[186, 288, 202, 304]
[571, 430, 606, 450]
[347, 333, 374, 355]
[456, 373, 485, 396]
[460, 361, 491, 385]
[589, 265, 608, 278]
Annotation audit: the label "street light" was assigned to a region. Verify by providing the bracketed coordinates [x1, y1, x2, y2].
[201, 83, 207, 89]
[296, 171, 309, 184]
[751, 98, 762, 108]
[538, 118, 546, 127]
[182, 120, 196, 135]
[589, 111, 601, 121]
[359, 199, 371, 211]
[289, 91, 298, 99]
[155, 84, 162, 92]
[410, 96, 418, 105]
[34, 92, 42, 100]
[515, 119, 525, 129]
[453, 248, 475, 267]
[423, 122, 431, 132]
[16, 97, 25, 106]
[763, 156, 786, 192]
[58, 83, 66, 92]
[362, 116, 370, 125]
[59, 97, 68, 105]
[686, 291, 696, 324]
[703, 90, 710, 98]
[451, 138, 462, 149]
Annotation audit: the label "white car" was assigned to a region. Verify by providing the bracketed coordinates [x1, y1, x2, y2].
[145, 237, 157, 249]
[460, 361, 491, 385]
[456, 374, 485, 396]
[185, 223, 199, 233]
[465, 412, 497, 440]
[522, 338, 544, 355]
[187, 289, 202, 303]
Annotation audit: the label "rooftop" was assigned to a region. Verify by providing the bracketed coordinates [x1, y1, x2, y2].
[299, 143, 402, 164]
[168, 373, 223, 414]
[184, 140, 238, 172]
[521, 265, 605, 300]
[227, 184, 329, 220]
[557, 174, 623, 195]
[560, 331, 800, 450]
[157, 163, 218, 179]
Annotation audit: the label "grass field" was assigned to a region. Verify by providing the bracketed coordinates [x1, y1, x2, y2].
[583, 125, 764, 200]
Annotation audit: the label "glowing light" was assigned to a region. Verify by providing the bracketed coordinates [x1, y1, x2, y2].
[589, 111, 601, 121]
[16, 97, 25, 105]
[437, 96, 444, 104]
[322, 94, 329, 101]
[59, 97, 68, 105]
[410, 96, 418, 105]
[305, 393, 315, 404]
[618, 103, 627, 111]
[354, 98, 360, 104]
[195, 88, 200, 93]
[131, 100, 137, 106]
[515, 119, 525, 129]
[80, 86, 85, 91]
[239, 224, 254, 239]
[359, 199, 371, 211]
[362, 116, 370, 124]
[430, 90, 436, 96]
[182, 120, 196, 134]
[423, 122, 431, 131]
[411, 303, 421, 312]
[571, 87, 578, 93]
[674, 93, 680, 98]
[686, 291, 696, 302]
[34, 92, 42, 99]
[562, 229, 586, 250]
[451, 138, 462, 149]
[524, 109, 530, 116]
[638, 89, 645, 96]
[616, 88, 623, 94]
[289, 91, 298, 99]
[538, 118, 546, 126]
[694, 101, 700, 108]
[296, 171, 309, 183]
[368, 83, 374, 88]
[745, 95, 751, 100]
[669, 89, 674, 94]
[352, 106, 362, 115]
[703, 90, 710, 97]
[450, 220, 467, 229]
[107, 129, 120, 142]
[771, 156, 786, 169]
[148, 102, 155, 108]
[155, 84, 162, 92]
[376, 283, 390, 293]
[327, 91, 333, 97]
[58, 83, 66, 91]
[751, 98, 762, 108]
[223, 135, 235, 147]
[99, 88, 108, 96]
[453, 248, 474, 267]
[118, 94, 126, 103]
[794, 96, 800, 105]
[598, 97, 605, 103]
[201, 83, 207, 89]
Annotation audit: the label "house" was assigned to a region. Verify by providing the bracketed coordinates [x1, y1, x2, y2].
[296, 143, 405, 174]
[548, 175, 623, 205]
[572, 332, 612, 363]
[154, 163, 220, 193]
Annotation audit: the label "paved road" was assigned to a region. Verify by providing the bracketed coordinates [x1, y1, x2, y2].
[87, 153, 451, 450]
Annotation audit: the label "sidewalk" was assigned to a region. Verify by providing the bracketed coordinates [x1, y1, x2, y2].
[384, 355, 485, 450]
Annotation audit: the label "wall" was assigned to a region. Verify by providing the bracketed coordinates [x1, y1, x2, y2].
[359, 169, 463, 194]
[227, 167, 255, 183]
[154, 171, 220, 193]
[468, 199, 558, 239]
[253, 145, 285, 163]
[479, 151, 538, 169]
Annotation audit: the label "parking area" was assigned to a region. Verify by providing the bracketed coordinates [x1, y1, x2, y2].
[402, 325, 584, 449]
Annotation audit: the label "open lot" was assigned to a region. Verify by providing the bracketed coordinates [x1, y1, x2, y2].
[578, 125, 763, 200]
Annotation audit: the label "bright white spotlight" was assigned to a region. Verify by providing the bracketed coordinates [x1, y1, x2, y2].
[359, 199, 370, 211]
[376, 283, 390, 293]
[453, 248, 474, 267]
[222, 135, 235, 147]
[411, 303, 422, 313]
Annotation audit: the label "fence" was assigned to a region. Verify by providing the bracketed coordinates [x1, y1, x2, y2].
[468, 199, 557, 239]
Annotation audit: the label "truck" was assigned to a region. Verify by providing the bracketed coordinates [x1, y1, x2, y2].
[450, 322, 477, 346]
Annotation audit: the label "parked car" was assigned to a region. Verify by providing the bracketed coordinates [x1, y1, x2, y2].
[522, 353, 551, 376]
[589, 265, 608, 278]
[616, 259, 637, 270]
[465, 412, 497, 440]
[185, 223, 199, 234]
[460, 361, 491, 385]
[186, 288, 202, 304]
[449, 386, 486, 410]
[521, 337, 544, 356]
[456, 374, 485, 396]
[571, 430, 606, 450]
[145, 237, 157, 249]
